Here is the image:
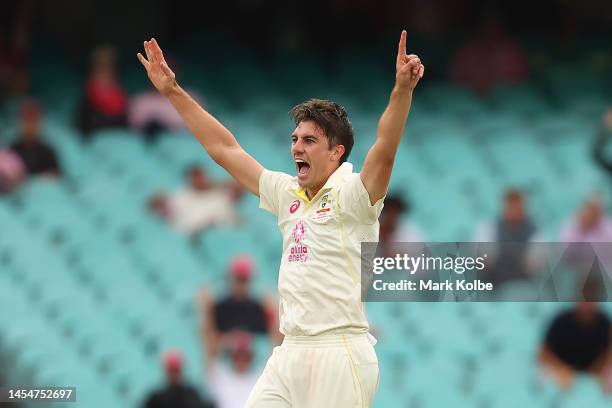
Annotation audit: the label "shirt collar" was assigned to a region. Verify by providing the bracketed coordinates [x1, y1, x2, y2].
[294, 162, 353, 203]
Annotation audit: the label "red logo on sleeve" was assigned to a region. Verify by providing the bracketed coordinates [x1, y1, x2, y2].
[289, 200, 301, 214]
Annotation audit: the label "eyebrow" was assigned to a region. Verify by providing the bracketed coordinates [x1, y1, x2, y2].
[291, 134, 319, 140]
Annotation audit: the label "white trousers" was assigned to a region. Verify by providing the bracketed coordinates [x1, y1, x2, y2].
[245, 332, 379, 408]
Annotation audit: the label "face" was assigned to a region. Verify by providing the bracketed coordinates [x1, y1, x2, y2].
[189, 168, 209, 191]
[579, 201, 602, 231]
[231, 276, 250, 299]
[232, 349, 253, 373]
[21, 115, 40, 141]
[576, 302, 598, 321]
[165, 366, 181, 384]
[291, 121, 344, 193]
[504, 197, 524, 224]
[93, 61, 116, 84]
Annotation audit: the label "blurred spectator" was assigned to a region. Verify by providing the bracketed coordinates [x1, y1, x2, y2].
[379, 195, 424, 242]
[559, 197, 612, 286]
[378, 194, 425, 258]
[129, 57, 204, 143]
[10, 100, 61, 177]
[76, 45, 128, 138]
[475, 189, 539, 283]
[0, 149, 25, 194]
[149, 165, 242, 237]
[560, 197, 612, 243]
[143, 349, 213, 408]
[539, 302, 612, 391]
[0, 0, 32, 105]
[205, 331, 260, 408]
[199, 255, 281, 358]
[449, 16, 528, 94]
[129, 90, 188, 142]
[594, 108, 612, 178]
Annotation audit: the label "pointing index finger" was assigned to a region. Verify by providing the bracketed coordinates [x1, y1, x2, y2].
[397, 30, 407, 58]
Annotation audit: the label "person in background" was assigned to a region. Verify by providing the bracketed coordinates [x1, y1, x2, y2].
[559, 196, 612, 293]
[205, 331, 261, 408]
[560, 197, 612, 243]
[148, 165, 242, 237]
[0, 0, 32, 105]
[0, 149, 25, 194]
[10, 100, 61, 177]
[539, 302, 612, 391]
[379, 194, 424, 241]
[475, 189, 539, 284]
[143, 349, 214, 408]
[449, 15, 527, 95]
[199, 255, 281, 358]
[129, 56, 205, 143]
[76, 45, 128, 138]
[378, 194, 425, 258]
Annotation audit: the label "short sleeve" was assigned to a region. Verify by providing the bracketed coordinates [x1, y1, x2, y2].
[259, 169, 292, 216]
[339, 173, 385, 225]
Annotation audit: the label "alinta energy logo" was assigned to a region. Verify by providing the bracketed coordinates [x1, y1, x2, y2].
[288, 220, 308, 263]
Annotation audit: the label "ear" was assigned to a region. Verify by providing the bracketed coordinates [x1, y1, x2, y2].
[330, 144, 345, 162]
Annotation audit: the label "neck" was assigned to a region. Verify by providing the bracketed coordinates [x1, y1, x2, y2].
[306, 182, 325, 201]
[305, 189, 317, 200]
[305, 164, 342, 199]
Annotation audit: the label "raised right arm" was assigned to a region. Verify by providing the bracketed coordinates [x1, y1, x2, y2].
[138, 38, 263, 195]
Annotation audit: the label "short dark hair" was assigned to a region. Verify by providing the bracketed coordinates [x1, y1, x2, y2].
[289, 99, 354, 163]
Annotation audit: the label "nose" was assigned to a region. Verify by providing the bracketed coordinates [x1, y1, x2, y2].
[292, 138, 304, 155]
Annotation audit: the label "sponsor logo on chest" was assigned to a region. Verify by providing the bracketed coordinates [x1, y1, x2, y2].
[311, 193, 334, 222]
[288, 220, 308, 263]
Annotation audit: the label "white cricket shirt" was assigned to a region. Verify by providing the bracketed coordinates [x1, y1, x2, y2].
[259, 162, 384, 336]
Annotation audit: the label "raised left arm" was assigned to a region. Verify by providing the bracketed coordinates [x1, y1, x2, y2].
[361, 30, 424, 204]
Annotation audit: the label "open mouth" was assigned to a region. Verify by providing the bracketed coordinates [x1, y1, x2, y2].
[295, 159, 311, 178]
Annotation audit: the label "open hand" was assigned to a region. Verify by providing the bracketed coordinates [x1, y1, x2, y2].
[137, 38, 177, 96]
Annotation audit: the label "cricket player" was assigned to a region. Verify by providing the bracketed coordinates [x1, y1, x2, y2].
[137, 31, 424, 407]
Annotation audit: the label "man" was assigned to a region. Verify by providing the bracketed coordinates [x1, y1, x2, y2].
[560, 197, 612, 244]
[10, 100, 61, 177]
[76, 45, 128, 138]
[559, 196, 612, 296]
[377, 195, 426, 281]
[475, 189, 539, 284]
[143, 350, 213, 408]
[199, 255, 281, 358]
[148, 165, 242, 236]
[539, 302, 612, 391]
[205, 331, 261, 408]
[379, 195, 425, 242]
[138, 32, 424, 407]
